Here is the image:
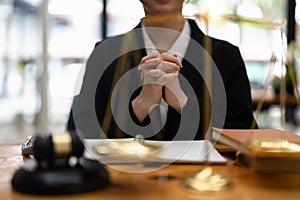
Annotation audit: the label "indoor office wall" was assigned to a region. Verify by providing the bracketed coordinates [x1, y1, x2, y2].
[0, 0, 104, 139]
[0, 0, 41, 139]
[0, 0, 295, 140]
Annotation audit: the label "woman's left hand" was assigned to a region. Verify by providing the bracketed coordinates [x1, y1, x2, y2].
[157, 53, 188, 113]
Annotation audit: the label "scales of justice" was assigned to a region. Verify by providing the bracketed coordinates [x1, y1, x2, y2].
[180, 11, 297, 192]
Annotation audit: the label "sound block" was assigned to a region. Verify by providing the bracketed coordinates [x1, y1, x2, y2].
[12, 158, 110, 195]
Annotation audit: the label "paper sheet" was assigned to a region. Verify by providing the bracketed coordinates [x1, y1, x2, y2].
[84, 139, 227, 164]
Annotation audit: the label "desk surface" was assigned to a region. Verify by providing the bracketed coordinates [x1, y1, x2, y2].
[1, 140, 300, 200]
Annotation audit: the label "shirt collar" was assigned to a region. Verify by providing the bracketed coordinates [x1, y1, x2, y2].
[142, 20, 191, 62]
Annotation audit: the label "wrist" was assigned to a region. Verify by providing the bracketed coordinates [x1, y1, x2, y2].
[166, 89, 188, 113]
[132, 95, 152, 122]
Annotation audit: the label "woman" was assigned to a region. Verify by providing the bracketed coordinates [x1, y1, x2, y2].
[68, 0, 257, 140]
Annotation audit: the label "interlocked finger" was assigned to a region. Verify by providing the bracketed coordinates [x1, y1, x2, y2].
[156, 61, 181, 73]
[156, 72, 178, 85]
[161, 53, 182, 68]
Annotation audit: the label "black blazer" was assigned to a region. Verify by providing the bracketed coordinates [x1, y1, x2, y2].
[67, 19, 257, 140]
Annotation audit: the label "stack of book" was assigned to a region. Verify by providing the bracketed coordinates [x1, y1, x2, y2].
[212, 128, 300, 173]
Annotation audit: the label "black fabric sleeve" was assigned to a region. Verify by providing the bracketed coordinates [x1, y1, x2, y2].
[213, 40, 257, 129]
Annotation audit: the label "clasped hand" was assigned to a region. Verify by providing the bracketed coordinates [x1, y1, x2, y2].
[132, 52, 187, 122]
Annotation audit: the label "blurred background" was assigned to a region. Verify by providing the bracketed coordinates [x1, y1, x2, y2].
[1, 0, 300, 140]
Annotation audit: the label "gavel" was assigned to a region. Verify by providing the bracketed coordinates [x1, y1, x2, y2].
[12, 131, 110, 195]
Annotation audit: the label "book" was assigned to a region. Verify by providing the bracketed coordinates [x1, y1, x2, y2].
[212, 127, 300, 173]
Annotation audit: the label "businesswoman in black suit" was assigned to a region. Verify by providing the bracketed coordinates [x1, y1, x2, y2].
[67, 0, 257, 140]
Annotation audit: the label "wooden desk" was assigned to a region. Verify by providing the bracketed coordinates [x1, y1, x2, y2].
[1, 140, 300, 200]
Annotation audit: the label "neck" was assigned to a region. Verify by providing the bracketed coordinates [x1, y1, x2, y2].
[141, 12, 185, 32]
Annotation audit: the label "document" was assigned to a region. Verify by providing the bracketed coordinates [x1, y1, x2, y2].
[84, 139, 227, 164]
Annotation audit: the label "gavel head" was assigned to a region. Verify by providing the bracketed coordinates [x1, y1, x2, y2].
[33, 131, 85, 162]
